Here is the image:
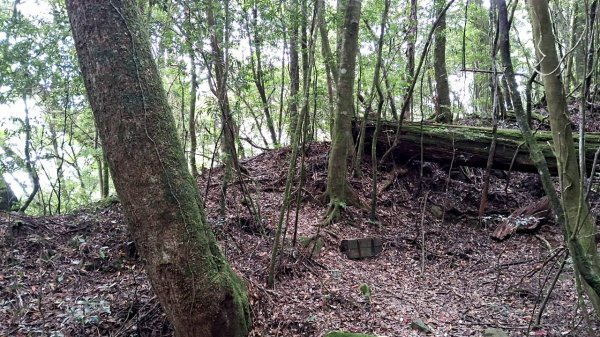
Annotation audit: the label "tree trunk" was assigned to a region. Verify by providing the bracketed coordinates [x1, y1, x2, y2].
[529, 0, 600, 314]
[325, 0, 362, 222]
[0, 174, 17, 211]
[317, 0, 337, 130]
[357, 119, 600, 175]
[470, 0, 492, 116]
[66, 1, 250, 336]
[494, 0, 561, 226]
[204, 0, 244, 217]
[288, 0, 301, 139]
[583, 0, 598, 101]
[188, 49, 200, 180]
[18, 96, 40, 214]
[299, 0, 313, 141]
[433, 0, 452, 123]
[247, 6, 278, 146]
[96, 130, 110, 198]
[205, 0, 238, 167]
[101, 152, 110, 197]
[404, 0, 417, 120]
[564, 1, 580, 93]
[354, 3, 389, 177]
[336, 0, 348, 73]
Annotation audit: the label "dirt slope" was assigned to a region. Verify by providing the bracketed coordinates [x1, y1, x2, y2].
[1, 142, 598, 336]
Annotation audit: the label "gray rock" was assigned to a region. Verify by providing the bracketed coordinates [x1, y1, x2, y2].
[483, 328, 508, 337]
[410, 318, 432, 333]
[430, 205, 444, 219]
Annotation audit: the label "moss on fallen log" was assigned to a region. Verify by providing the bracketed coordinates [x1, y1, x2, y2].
[354, 120, 600, 174]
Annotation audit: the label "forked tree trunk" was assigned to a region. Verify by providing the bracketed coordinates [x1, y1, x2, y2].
[247, 5, 278, 146]
[66, 1, 250, 336]
[18, 96, 40, 214]
[529, 0, 600, 315]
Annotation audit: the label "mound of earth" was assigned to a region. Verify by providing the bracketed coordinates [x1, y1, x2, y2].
[1, 142, 599, 336]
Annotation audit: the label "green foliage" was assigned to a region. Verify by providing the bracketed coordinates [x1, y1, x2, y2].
[0, 0, 551, 215]
[359, 283, 371, 299]
[0, 1, 100, 215]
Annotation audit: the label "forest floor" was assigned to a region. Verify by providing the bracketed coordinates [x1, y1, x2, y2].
[2, 141, 600, 337]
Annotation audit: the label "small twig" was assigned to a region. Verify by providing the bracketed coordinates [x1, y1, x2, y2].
[441, 134, 456, 226]
[36, 291, 47, 336]
[534, 252, 567, 326]
[494, 246, 508, 294]
[62, 223, 92, 234]
[574, 270, 595, 336]
[420, 190, 429, 276]
[499, 259, 535, 268]
[534, 234, 553, 251]
[585, 145, 600, 200]
[241, 136, 271, 151]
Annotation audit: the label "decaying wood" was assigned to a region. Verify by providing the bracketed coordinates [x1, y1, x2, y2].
[378, 165, 408, 194]
[491, 196, 551, 240]
[355, 120, 600, 175]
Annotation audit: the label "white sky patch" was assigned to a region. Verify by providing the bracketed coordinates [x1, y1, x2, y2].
[16, 0, 52, 20]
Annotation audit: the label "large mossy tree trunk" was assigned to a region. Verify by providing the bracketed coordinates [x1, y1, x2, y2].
[324, 0, 362, 222]
[66, 1, 250, 336]
[529, 0, 600, 314]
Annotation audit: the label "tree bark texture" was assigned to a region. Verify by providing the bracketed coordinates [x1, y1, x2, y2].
[433, 0, 452, 123]
[494, 0, 563, 232]
[317, 0, 337, 126]
[204, 0, 239, 167]
[18, 98, 40, 214]
[188, 50, 199, 179]
[529, 0, 600, 309]
[0, 174, 17, 211]
[248, 5, 278, 146]
[66, 1, 250, 336]
[288, 0, 301, 138]
[404, 0, 417, 120]
[357, 119, 600, 175]
[326, 0, 361, 209]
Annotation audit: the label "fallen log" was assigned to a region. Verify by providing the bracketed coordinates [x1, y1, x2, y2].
[354, 120, 600, 174]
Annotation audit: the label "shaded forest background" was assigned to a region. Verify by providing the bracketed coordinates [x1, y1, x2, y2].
[1, 0, 541, 214]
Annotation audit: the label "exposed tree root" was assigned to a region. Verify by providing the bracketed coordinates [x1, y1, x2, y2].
[321, 186, 370, 225]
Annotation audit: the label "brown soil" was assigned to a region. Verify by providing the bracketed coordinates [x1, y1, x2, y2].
[1, 142, 599, 336]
